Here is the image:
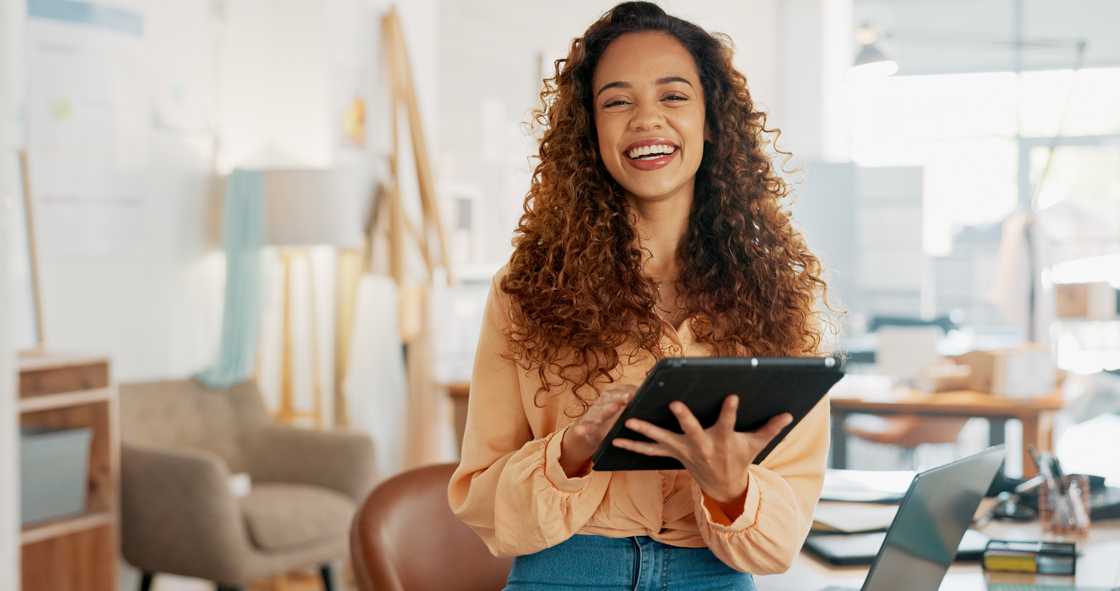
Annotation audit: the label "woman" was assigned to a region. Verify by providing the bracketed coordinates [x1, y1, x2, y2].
[448, 3, 832, 589]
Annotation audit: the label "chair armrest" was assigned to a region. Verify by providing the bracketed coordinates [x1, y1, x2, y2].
[121, 443, 252, 582]
[248, 425, 376, 501]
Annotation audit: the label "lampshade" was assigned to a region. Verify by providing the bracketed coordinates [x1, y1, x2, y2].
[257, 167, 373, 249]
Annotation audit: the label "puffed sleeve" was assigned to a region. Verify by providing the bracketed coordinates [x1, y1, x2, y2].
[447, 274, 612, 556]
[689, 397, 830, 574]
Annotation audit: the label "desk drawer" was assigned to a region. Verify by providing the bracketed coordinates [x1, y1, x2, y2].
[19, 361, 110, 398]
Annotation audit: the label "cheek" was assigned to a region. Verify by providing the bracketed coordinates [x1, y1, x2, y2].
[688, 110, 707, 144]
[684, 112, 707, 163]
[595, 121, 624, 170]
[595, 118, 615, 151]
[595, 129, 610, 162]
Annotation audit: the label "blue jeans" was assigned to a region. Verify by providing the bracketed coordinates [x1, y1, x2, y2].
[503, 534, 757, 591]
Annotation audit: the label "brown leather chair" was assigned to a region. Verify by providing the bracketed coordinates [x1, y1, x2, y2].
[350, 463, 513, 591]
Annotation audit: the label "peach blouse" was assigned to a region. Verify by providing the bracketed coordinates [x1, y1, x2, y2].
[447, 269, 830, 574]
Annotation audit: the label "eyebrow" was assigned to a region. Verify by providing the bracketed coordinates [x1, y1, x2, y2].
[595, 76, 694, 98]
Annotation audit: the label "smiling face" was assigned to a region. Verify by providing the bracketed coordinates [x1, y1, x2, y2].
[592, 31, 707, 206]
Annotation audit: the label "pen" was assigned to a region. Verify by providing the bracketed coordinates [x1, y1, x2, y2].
[1029, 446, 1056, 490]
[1050, 454, 1067, 494]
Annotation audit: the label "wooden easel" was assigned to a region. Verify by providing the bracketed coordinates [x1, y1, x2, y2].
[376, 6, 452, 290]
[333, 7, 453, 467]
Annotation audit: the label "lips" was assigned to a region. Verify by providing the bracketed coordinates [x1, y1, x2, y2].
[623, 138, 679, 171]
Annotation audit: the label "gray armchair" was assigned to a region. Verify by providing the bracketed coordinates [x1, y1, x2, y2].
[119, 379, 375, 591]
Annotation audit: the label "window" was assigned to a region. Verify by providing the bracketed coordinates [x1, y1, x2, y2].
[851, 67, 1120, 256]
[851, 67, 1120, 369]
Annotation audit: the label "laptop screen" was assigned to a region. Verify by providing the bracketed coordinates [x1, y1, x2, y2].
[862, 446, 1005, 591]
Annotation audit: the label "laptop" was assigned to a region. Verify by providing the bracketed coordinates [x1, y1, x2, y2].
[814, 445, 1005, 591]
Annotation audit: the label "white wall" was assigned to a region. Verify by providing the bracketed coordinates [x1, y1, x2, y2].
[218, 0, 331, 171]
[773, 0, 854, 161]
[1, 0, 24, 587]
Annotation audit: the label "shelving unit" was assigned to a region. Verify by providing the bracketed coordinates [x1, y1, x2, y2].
[18, 352, 117, 591]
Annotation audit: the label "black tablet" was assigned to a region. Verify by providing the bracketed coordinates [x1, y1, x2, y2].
[591, 357, 843, 471]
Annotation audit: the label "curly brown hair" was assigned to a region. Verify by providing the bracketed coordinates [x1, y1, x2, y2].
[501, 2, 832, 413]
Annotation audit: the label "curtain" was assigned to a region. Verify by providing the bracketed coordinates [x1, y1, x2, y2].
[196, 169, 264, 388]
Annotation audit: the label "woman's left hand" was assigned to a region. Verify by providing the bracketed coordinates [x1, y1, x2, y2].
[613, 395, 792, 506]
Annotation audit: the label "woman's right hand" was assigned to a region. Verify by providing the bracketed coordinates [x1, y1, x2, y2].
[559, 384, 637, 477]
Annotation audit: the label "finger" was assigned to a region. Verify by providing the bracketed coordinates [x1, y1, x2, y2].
[716, 395, 739, 432]
[669, 401, 705, 439]
[625, 418, 683, 450]
[590, 386, 636, 416]
[596, 400, 628, 426]
[603, 390, 636, 409]
[756, 412, 794, 441]
[587, 401, 625, 429]
[612, 438, 675, 458]
[605, 385, 637, 399]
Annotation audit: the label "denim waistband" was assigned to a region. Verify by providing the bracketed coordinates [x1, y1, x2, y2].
[503, 534, 756, 591]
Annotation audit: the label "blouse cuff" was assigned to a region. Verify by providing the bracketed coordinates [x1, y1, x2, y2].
[694, 467, 762, 532]
[543, 426, 596, 493]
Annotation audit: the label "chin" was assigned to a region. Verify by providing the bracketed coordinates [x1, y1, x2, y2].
[626, 188, 678, 202]
[620, 178, 691, 202]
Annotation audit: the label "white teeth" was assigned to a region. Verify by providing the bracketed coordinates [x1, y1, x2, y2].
[627, 144, 676, 159]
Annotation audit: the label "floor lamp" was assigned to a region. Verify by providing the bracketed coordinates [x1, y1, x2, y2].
[260, 167, 370, 427]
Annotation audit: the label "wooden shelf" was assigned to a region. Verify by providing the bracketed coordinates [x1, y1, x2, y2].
[19, 388, 113, 414]
[17, 352, 110, 372]
[18, 353, 117, 591]
[20, 510, 114, 546]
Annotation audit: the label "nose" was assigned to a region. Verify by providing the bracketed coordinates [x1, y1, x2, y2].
[628, 103, 663, 132]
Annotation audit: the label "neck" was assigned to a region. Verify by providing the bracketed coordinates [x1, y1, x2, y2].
[627, 184, 693, 283]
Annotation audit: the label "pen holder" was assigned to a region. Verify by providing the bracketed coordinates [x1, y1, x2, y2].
[1039, 473, 1091, 537]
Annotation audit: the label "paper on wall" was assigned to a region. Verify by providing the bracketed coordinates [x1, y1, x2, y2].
[25, 4, 150, 257]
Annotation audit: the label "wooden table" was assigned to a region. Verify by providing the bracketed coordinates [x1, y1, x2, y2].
[759, 505, 1120, 590]
[446, 381, 471, 451]
[830, 390, 1065, 478]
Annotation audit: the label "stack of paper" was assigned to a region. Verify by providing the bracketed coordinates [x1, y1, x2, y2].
[812, 502, 899, 534]
[821, 469, 915, 503]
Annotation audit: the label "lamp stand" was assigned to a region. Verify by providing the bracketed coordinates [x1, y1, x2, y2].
[333, 248, 363, 427]
[277, 248, 323, 428]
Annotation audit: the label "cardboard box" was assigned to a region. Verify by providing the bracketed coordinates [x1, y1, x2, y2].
[951, 345, 1056, 397]
[1055, 282, 1120, 320]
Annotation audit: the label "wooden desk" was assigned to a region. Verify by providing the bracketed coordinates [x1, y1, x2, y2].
[446, 381, 470, 450]
[830, 390, 1065, 477]
[760, 513, 1120, 590]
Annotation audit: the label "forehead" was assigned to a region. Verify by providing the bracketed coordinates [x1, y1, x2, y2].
[592, 31, 699, 88]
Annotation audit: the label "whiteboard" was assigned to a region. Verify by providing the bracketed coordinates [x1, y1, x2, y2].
[25, 0, 148, 258]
